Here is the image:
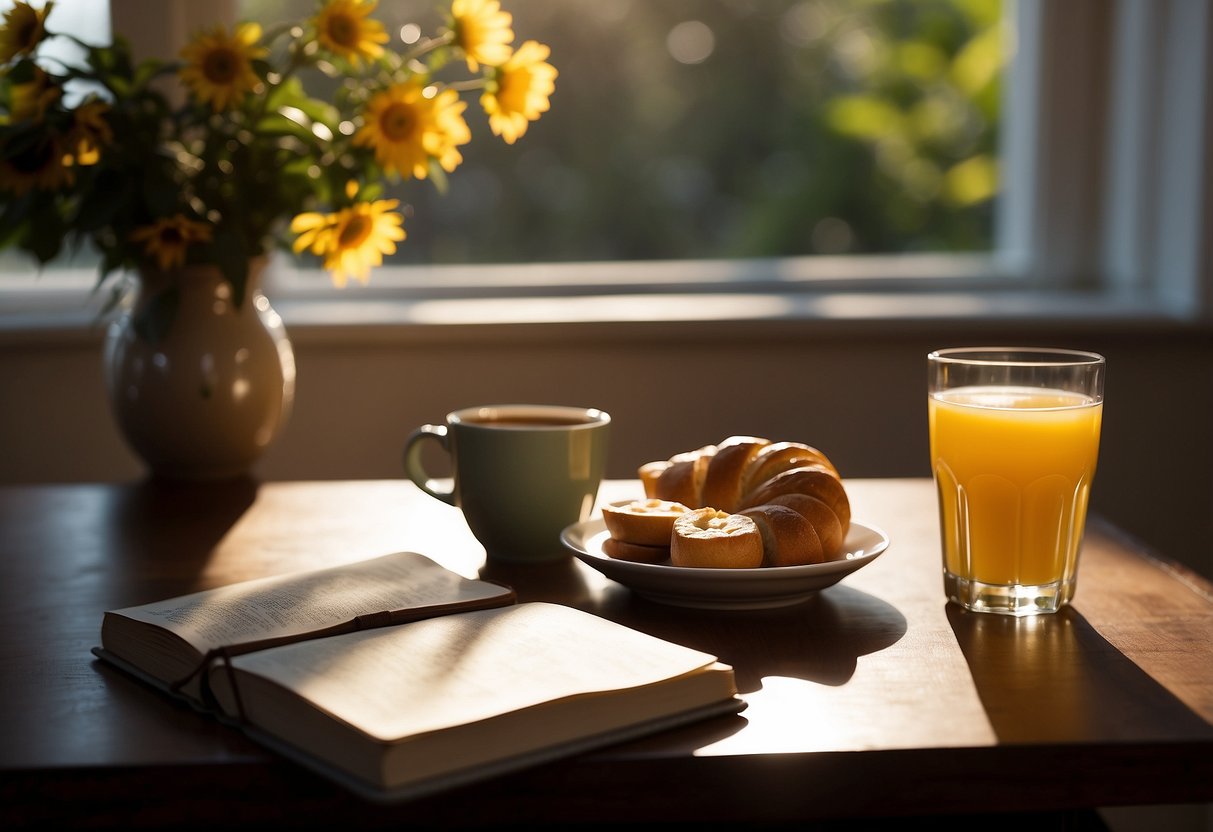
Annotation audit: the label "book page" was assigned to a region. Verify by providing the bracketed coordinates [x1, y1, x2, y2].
[225, 602, 722, 741]
[108, 552, 513, 654]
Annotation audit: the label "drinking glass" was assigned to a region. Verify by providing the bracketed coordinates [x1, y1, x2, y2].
[928, 347, 1105, 615]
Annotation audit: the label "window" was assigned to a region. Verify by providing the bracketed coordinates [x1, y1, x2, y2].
[1, 0, 1210, 322]
[243, 0, 1004, 268]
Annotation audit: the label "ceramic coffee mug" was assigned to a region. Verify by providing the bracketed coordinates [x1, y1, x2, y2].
[403, 404, 611, 562]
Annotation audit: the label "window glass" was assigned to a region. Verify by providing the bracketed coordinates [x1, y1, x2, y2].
[243, 0, 1006, 268]
[1, 1, 1006, 286]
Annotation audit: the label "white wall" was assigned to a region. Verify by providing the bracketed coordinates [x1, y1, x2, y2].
[2, 312, 1210, 582]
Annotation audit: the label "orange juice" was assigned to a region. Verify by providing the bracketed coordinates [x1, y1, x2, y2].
[929, 386, 1102, 593]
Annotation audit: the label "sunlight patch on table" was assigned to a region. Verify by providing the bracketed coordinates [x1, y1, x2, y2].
[695, 675, 865, 755]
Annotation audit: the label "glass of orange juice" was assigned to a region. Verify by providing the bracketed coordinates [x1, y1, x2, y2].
[928, 347, 1105, 615]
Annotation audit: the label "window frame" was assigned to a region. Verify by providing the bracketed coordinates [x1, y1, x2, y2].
[2, 0, 1210, 333]
[997, 0, 1212, 319]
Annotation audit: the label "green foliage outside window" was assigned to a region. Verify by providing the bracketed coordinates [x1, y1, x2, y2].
[275, 0, 1004, 266]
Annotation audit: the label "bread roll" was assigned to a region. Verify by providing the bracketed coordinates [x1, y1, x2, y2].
[638, 460, 670, 498]
[653, 444, 716, 507]
[671, 508, 763, 569]
[633, 436, 851, 569]
[601, 498, 690, 547]
[739, 503, 824, 567]
[742, 441, 839, 494]
[602, 536, 671, 564]
[763, 493, 844, 560]
[700, 435, 770, 513]
[739, 465, 851, 536]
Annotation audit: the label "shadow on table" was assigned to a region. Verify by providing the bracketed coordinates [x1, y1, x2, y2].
[97, 475, 261, 581]
[947, 604, 1213, 742]
[476, 555, 907, 690]
[591, 583, 907, 693]
[478, 555, 599, 607]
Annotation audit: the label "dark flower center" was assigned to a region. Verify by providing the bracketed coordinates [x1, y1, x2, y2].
[338, 215, 372, 247]
[379, 103, 415, 142]
[328, 15, 358, 48]
[9, 138, 55, 174]
[203, 48, 240, 84]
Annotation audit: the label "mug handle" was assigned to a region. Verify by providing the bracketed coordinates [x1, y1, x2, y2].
[403, 424, 456, 505]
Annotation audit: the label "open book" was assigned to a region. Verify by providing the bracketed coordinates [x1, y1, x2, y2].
[93, 551, 743, 802]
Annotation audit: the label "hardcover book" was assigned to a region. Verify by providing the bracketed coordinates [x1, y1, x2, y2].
[93, 551, 743, 802]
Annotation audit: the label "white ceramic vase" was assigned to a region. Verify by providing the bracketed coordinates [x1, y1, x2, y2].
[103, 258, 296, 480]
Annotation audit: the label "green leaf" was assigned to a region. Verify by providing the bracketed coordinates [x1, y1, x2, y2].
[133, 58, 173, 89]
[141, 169, 183, 217]
[251, 58, 274, 79]
[21, 203, 67, 263]
[950, 25, 1004, 95]
[73, 171, 131, 232]
[87, 39, 134, 81]
[943, 154, 998, 206]
[0, 190, 34, 241]
[427, 49, 451, 74]
[1, 121, 48, 157]
[427, 160, 449, 195]
[255, 111, 319, 144]
[206, 225, 251, 308]
[5, 59, 38, 85]
[265, 75, 339, 125]
[97, 246, 127, 289]
[826, 95, 905, 141]
[360, 180, 384, 201]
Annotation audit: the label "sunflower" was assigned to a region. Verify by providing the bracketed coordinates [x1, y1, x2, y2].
[353, 80, 471, 180]
[6, 65, 60, 122]
[0, 133, 71, 195]
[425, 87, 473, 173]
[67, 99, 111, 166]
[448, 0, 514, 72]
[0, 1, 52, 64]
[481, 40, 556, 145]
[178, 22, 267, 111]
[313, 0, 388, 67]
[129, 215, 214, 272]
[290, 199, 405, 287]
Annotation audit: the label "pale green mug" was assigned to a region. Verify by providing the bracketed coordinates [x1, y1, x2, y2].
[404, 404, 611, 562]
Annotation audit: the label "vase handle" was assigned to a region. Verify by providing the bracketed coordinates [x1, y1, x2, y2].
[403, 424, 456, 505]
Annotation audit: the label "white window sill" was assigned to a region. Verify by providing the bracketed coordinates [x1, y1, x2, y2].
[0, 254, 1207, 347]
[0, 288, 1204, 350]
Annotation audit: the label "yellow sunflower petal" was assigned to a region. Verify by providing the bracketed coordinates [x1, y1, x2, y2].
[129, 215, 212, 272]
[482, 40, 557, 144]
[179, 22, 266, 111]
[290, 211, 327, 233]
[0, 133, 73, 195]
[313, 0, 389, 67]
[449, 0, 514, 72]
[354, 80, 470, 180]
[0, 1, 52, 64]
[304, 199, 405, 286]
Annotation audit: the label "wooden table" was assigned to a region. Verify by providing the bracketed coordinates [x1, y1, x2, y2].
[1, 478, 1211, 829]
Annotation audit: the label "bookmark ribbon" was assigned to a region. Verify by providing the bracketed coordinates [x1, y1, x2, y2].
[167, 609, 403, 721]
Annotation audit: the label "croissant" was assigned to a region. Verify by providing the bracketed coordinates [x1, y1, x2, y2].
[637, 435, 850, 568]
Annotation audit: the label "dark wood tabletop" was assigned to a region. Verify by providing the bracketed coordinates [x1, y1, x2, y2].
[1, 477, 1210, 829]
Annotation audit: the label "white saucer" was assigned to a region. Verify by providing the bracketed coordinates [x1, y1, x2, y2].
[560, 518, 890, 610]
